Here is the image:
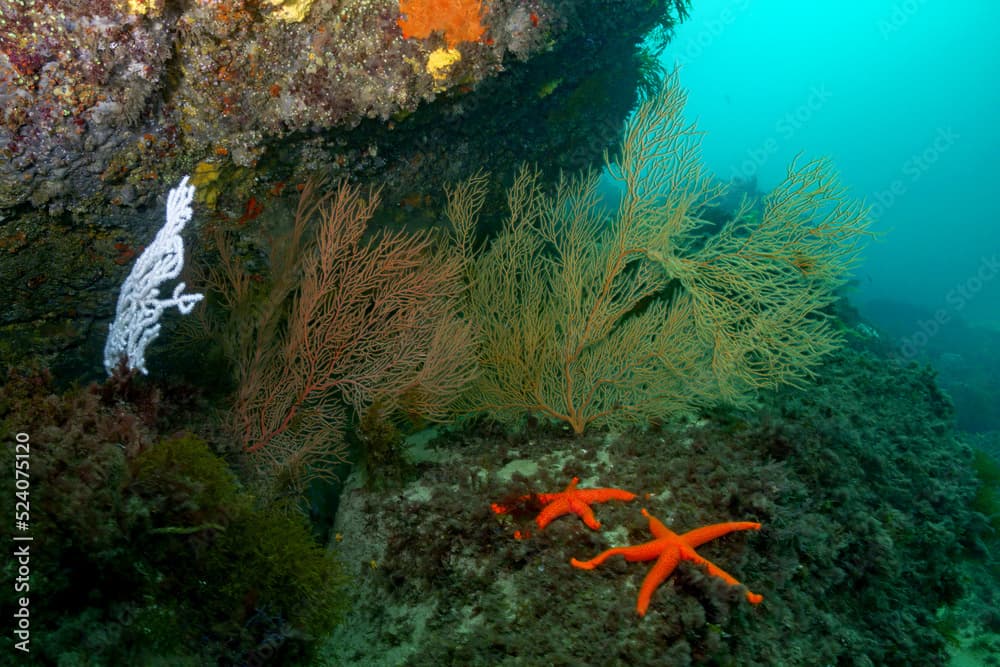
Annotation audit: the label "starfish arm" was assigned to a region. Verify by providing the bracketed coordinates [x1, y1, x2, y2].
[641, 508, 676, 540]
[680, 521, 761, 548]
[577, 488, 637, 504]
[570, 547, 630, 570]
[535, 499, 570, 529]
[570, 540, 666, 570]
[682, 547, 764, 605]
[569, 497, 602, 530]
[636, 548, 681, 616]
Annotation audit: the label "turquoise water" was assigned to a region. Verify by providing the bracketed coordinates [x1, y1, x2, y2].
[664, 0, 1000, 328]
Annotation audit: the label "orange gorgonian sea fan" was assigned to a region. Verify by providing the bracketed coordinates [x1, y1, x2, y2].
[397, 0, 487, 48]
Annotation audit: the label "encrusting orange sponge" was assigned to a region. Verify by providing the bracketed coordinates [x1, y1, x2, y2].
[397, 0, 487, 48]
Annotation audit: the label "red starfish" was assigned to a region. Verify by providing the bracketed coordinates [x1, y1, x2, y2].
[491, 477, 636, 531]
[534, 477, 637, 530]
[571, 508, 763, 616]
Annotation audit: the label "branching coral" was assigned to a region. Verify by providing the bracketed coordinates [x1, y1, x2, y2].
[201, 179, 477, 491]
[449, 72, 872, 433]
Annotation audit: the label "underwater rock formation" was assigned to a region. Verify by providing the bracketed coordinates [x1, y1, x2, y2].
[322, 345, 982, 665]
[0, 0, 683, 214]
[0, 0, 687, 373]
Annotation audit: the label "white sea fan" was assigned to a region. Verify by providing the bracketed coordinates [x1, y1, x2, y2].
[103, 176, 204, 375]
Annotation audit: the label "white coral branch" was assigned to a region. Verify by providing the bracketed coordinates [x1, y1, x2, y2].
[103, 175, 204, 375]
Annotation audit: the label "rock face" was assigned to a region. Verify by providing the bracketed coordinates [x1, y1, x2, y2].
[0, 0, 687, 373]
[0, 0, 682, 214]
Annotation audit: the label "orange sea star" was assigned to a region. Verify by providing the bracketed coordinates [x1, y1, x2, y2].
[491, 477, 636, 531]
[571, 508, 763, 616]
